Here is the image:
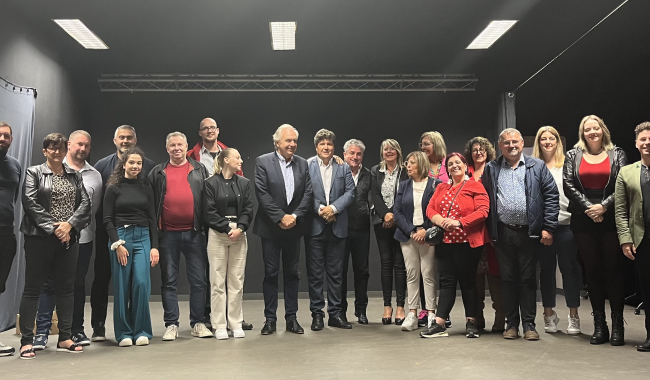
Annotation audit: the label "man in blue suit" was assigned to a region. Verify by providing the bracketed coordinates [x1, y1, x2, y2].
[306, 129, 355, 330]
[253, 124, 312, 336]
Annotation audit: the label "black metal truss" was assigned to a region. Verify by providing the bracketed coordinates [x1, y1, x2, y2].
[97, 74, 477, 92]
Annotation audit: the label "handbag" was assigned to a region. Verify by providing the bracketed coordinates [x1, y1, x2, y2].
[425, 180, 466, 245]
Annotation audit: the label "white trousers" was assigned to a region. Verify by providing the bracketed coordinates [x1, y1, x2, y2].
[401, 238, 436, 311]
[207, 226, 248, 330]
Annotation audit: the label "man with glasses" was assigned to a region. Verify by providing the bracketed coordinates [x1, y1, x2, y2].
[482, 128, 559, 341]
[188, 118, 242, 177]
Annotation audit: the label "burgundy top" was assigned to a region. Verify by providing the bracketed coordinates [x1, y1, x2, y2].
[579, 157, 610, 189]
[162, 161, 194, 231]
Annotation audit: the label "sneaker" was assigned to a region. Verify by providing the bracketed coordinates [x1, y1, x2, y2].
[466, 320, 480, 338]
[135, 336, 149, 346]
[91, 329, 106, 342]
[445, 317, 452, 328]
[417, 310, 428, 327]
[72, 332, 91, 346]
[232, 328, 245, 338]
[32, 334, 48, 351]
[544, 312, 560, 333]
[523, 323, 540, 341]
[215, 328, 229, 340]
[0, 342, 15, 356]
[427, 312, 436, 328]
[191, 323, 213, 338]
[401, 312, 418, 331]
[118, 338, 132, 347]
[567, 315, 581, 335]
[420, 322, 448, 338]
[503, 323, 520, 340]
[162, 325, 179, 341]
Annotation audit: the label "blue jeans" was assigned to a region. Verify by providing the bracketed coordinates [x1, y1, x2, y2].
[159, 229, 208, 327]
[538, 225, 582, 309]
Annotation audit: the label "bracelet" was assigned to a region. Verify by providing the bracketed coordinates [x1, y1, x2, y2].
[110, 240, 125, 251]
[237, 228, 243, 233]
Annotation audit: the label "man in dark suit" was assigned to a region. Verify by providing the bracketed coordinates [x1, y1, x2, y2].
[306, 129, 355, 330]
[253, 124, 312, 335]
[341, 139, 372, 324]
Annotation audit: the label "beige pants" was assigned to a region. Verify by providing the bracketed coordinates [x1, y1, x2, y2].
[207, 225, 248, 330]
[401, 239, 436, 311]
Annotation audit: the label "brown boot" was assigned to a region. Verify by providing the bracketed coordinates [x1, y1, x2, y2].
[503, 324, 520, 340]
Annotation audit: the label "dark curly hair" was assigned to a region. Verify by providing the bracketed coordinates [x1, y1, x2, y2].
[463, 136, 496, 168]
[107, 147, 146, 186]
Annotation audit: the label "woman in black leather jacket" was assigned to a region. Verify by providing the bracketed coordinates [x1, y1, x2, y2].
[563, 115, 628, 346]
[18, 133, 90, 358]
[203, 148, 253, 339]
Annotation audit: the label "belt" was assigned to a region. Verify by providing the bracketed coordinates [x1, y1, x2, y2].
[499, 222, 528, 231]
[225, 215, 237, 222]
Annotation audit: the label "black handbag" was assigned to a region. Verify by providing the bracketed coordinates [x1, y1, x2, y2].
[425, 181, 466, 245]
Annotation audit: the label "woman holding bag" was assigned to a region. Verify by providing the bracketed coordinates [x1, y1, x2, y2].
[420, 152, 490, 339]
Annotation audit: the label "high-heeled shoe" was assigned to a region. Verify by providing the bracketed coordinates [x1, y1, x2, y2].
[382, 307, 393, 325]
[395, 308, 405, 325]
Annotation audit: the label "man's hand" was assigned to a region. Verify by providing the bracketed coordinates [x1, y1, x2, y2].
[278, 214, 297, 229]
[540, 230, 553, 246]
[333, 155, 344, 165]
[622, 243, 636, 260]
[150, 248, 159, 267]
[319, 205, 335, 220]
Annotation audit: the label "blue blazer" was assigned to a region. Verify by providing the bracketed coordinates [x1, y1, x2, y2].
[307, 157, 355, 238]
[393, 177, 440, 242]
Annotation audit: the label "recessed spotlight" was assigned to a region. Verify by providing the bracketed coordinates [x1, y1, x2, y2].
[466, 20, 518, 49]
[53, 19, 109, 49]
[269, 22, 296, 50]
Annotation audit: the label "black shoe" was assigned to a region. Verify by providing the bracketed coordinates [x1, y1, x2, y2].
[382, 317, 392, 325]
[71, 332, 91, 346]
[311, 315, 324, 331]
[355, 311, 368, 325]
[637, 338, 650, 352]
[420, 322, 448, 338]
[328, 315, 352, 329]
[590, 311, 609, 345]
[242, 321, 253, 331]
[286, 319, 304, 334]
[466, 320, 480, 338]
[610, 311, 625, 346]
[445, 317, 452, 328]
[91, 328, 106, 342]
[261, 320, 276, 335]
[395, 317, 405, 326]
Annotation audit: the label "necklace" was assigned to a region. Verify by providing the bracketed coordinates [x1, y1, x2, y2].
[431, 162, 442, 177]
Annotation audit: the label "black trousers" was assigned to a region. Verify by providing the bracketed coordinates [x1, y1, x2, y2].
[635, 239, 650, 338]
[262, 237, 301, 322]
[573, 230, 625, 314]
[341, 228, 370, 314]
[374, 224, 406, 307]
[90, 225, 111, 331]
[495, 223, 539, 327]
[436, 243, 482, 319]
[305, 224, 346, 317]
[0, 228, 17, 294]
[20, 234, 78, 346]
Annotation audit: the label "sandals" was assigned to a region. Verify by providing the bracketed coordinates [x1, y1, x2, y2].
[56, 342, 83, 353]
[20, 346, 36, 360]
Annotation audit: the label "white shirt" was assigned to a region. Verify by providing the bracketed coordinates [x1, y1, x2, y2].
[549, 166, 571, 225]
[351, 165, 362, 186]
[412, 180, 427, 226]
[200, 144, 221, 176]
[317, 156, 338, 214]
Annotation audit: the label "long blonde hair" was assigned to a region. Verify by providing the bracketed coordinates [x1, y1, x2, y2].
[532, 126, 565, 168]
[379, 139, 404, 170]
[213, 148, 236, 175]
[420, 131, 447, 162]
[574, 115, 614, 152]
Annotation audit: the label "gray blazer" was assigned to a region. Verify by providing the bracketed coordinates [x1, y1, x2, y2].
[307, 158, 355, 238]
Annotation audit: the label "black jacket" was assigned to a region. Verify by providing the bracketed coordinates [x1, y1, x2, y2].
[370, 164, 408, 225]
[483, 154, 559, 240]
[563, 147, 628, 213]
[348, 166, 372, 231]
[147, 157, 208, 232]
[20, 162, 91, 237]
[203, 172, 254, 233]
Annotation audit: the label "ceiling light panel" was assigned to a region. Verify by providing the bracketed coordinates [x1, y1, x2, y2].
[270, 22, 296, 50]
[466, 20, 518, 49]
[53, 19, 109, 49]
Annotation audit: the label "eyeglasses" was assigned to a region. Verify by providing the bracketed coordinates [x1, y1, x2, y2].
[200, 126, 218, 132]
[383, 147, 396, 152]
[471, 148, 486, 154]
[418, 142, 433, 148]
[501, 140, 522, 146]
[46, 146, 64, 153]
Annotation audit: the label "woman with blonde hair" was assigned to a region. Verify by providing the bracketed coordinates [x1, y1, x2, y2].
[420, 131, 448, 183]
[204, 148, 254, 339]
[532, 126, 582, 335]
[563, 115, 628, 345]
[371, 139, 408, 324]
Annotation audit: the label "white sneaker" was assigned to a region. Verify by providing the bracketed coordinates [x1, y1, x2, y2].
[401, 312, 418, 331]
[544, 311, 560, 333]
[162, 325, 179, 341]
[215, 328, 229, 340]
[135, 336, 149, 346]
[232, 328, 245, 338]
[567, 315, 581, 335]
[191, 323, 213, 338]
[427, 312, 436, 328]
[118, 338, 132, 347]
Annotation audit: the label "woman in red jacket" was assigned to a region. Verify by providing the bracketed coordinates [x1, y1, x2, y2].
[420, 152, 490, 339]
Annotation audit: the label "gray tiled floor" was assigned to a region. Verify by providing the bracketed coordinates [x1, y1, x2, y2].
[1, 296, 648, 379]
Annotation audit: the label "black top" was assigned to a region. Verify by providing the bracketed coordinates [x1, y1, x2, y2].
[0, 154, 22, 228]
[641, 165, 650, 239]
[204, 172, 254, 234]
[103, 178, 158, 248]
[225, 179, 238, 216]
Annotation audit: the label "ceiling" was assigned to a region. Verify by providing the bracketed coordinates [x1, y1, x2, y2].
[5, 0, 649, 95]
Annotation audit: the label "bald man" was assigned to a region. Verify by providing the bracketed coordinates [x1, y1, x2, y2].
[187, 118, 242, 177]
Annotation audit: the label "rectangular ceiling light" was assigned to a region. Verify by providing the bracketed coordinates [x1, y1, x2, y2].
[270, 22, 296, 50]
[466, 20, 518, 49]
[53, 19, 109, 49]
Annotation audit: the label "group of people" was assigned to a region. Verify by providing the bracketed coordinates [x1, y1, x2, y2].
[1, 114, 649, 360]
